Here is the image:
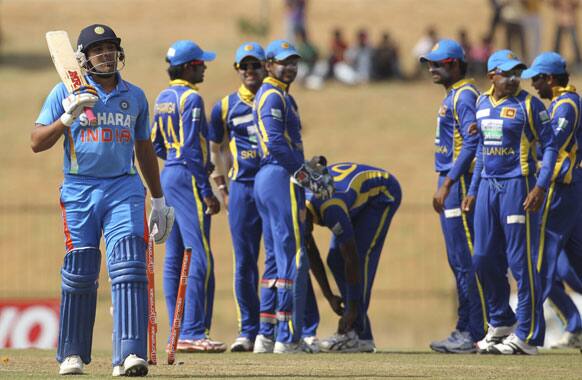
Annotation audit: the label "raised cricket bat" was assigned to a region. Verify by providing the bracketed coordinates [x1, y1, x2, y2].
[46, 30, 97, 126]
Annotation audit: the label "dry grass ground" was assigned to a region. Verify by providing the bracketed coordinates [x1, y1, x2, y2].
[0, 0, 580, 358]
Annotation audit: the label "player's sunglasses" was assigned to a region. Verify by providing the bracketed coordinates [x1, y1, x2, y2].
[428, 58, 456, 68]
[236, 62, 263, 71]
[491, 68, 523, 78]
[188, 60, 205, 66]
[531, 74, 547, 82]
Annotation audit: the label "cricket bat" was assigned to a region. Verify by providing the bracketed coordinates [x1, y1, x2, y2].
[146, 224, 158, 365]
[46, 30, 97, 126]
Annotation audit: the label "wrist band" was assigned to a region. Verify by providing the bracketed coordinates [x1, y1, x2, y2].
[218, 184, 227, 190]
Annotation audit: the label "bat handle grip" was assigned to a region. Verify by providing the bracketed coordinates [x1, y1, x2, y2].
[84, 107, 97, 126]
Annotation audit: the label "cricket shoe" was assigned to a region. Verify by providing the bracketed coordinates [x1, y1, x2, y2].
[273, 340, 314, 354]
[230, 336, 254, 352]
[176, 337, 227, 353]
[253, 334, 275, 353]
[488, 333, 538, 355]
[429, 330, 462, 353]
[431, 331, 476, 354]
[477, 323, 516, 353]
[112, 354, 148, 377]
[358, 339, 377, 353]
[59, 355, 84, 375]
[550, 331, 582, 349]
[320, 331, 360, 353]
[302, 336, 321, 353]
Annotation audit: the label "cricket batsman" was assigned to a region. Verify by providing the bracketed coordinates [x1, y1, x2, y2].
[32, 24, 173, 376]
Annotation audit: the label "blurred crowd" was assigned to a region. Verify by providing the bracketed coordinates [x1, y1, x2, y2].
[283, 0, 582, 89]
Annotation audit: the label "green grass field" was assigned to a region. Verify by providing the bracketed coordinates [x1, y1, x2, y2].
[2, 349, 582, 379]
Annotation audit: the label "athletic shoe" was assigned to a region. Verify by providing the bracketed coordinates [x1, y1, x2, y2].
[429, 330, 462, 353]
[477, 324, 516, 353]
[488, 333, 538, 355]
[273, 340, 314, 354]
[444, 331, 477, 353]
[253, 334, 275, 353]
[230, 336, 254, 352]
[550, 331, 582, 349]
[320, 331, 360, 353]
[59, 355, 84, 375]
[302, 336, 321, 353]
[112, 354, 148, 377]
[358, 339, 377, 353]
[176, 337, 227, 353]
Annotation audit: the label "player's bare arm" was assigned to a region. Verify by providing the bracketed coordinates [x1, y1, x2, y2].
[135, 140, 163, 198]
[31, 121, 66, 153]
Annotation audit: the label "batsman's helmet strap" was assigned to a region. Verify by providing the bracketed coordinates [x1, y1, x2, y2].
[77, 24, 121, 53]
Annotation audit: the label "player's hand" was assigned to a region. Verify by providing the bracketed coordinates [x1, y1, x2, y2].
[467, 123, 479, 135]
[204, 195, 221, 215]
[148, 196, 175, 244]
[292, 156, 335, 200]
[218, 186, 229, 210]
[338, 308, 358, 334]
[327, 294, 344, 316]
[461, 195, 475, 213]
[60, 86, 99, 127]
[523, 185, 546, 212]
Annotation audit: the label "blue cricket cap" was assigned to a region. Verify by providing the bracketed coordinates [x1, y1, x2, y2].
[487, 49, 526, 72]
[166, 40, 216, 66]
[420, 39, 465, 62]
[235, 42, 265, 64]
[265, 39, 301, 61]
[521, 51, 567, 79]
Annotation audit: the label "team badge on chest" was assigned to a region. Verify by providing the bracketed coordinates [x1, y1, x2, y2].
[500, 107, 516, 119]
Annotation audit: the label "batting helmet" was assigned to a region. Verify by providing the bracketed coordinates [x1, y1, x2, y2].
[77, 24, 121, 53]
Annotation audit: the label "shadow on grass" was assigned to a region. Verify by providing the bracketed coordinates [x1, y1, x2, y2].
[0, 52, 52, 70]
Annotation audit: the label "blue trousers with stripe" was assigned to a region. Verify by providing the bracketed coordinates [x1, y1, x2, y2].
[327, 181, 402, 341]
[254, 164, 308, 344]
[437, 173, 487, 342]
[229, 180, 263, 340]
[161, 165, 215, 340]
[538, 180, 582, 302]
[473, 176, 545, 346]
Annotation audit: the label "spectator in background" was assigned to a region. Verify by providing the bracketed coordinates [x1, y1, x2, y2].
[295, 29, 319, 81]
[523, 0, 542, 62]
[551, 0, 582, 69]
[345, 29, 373, 83]
[469, 35, 494, 77]
[371, 31, 402, 80]
[285, 0, 307, 44]
[458, 28, 473, 60]
[487, 0, 506, 42]
[412, 26, 438, 79]
[502, 0, 527, 60]
[327, 28, 348, 79]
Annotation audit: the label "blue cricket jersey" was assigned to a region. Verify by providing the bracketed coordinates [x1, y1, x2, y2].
[36, 73, 150, 178]
[209, 85, 260, 182]
[306, 163, 400, 243]
[547, 85, 582, 184]
[469, 87, 558, 194]
[253, 77, 304, 174]
[434, 79, 480, 181]
[151, 79, 213, 198]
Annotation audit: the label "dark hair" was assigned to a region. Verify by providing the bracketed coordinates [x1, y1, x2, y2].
[459, 60, 468, 76]
[553, 73, 570, 87]
[167, 60, 185, 80]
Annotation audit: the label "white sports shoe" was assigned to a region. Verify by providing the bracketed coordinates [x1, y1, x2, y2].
[358, 339, 376, 353]
[429, 330, 462, 353]
[550, 331, 582, 349]
[253, 334, 275, 353]
[320, 331, 360, 353]
[488, 333, 538, 355]
[477, 324, 516, 353]
[230, 336, 254, 352]
[302, 336, 321, 353]
[273, 340, 313, 354]
[59, 355, 84, 375]
[112, 354, 148, 377]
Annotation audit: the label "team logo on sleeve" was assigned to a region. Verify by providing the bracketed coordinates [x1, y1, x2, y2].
[271, 108, 283, 120]
[557, 117, 569, 131]
[438, 105, 447, 117]
[539, 110, 550, 123]
[500, 107, 516, 119]
[192, 107, 201, 121]
[120, 100, 129, 110]
[331, 222, 343, 236]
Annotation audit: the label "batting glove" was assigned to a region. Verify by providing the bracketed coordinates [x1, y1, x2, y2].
[293, 155, 335, 200]
[60, 86, 99, 127]
[148, 196, 175, 244]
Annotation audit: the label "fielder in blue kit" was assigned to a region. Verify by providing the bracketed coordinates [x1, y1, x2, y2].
[208, 42, 272, 352]
[305, 163, 401, 353]
[252, 39, 331, 353]
[521, 52, 582, 348]
[151, 40, 225, 353]
[420, 39, 488, 353]
[464, 50, 558, 355]
[32, 25, 173, 376]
